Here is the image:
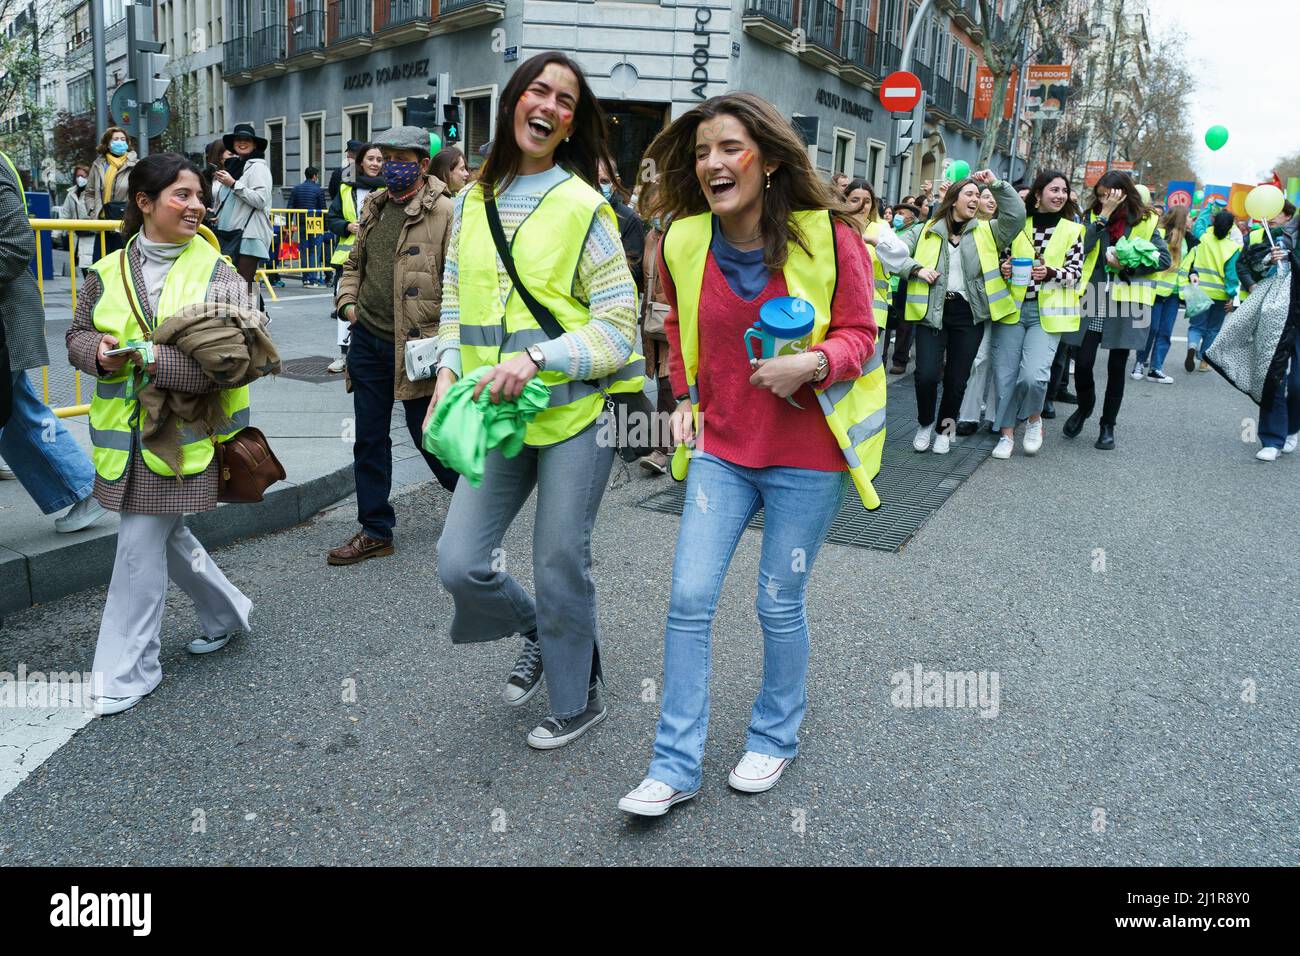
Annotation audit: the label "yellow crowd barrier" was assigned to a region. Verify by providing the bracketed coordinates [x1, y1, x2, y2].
[27, 218, 221, 418]
[258, 207, 338, 302]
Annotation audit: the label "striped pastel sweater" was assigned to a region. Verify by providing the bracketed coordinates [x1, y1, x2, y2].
[436, 165, 637, 380]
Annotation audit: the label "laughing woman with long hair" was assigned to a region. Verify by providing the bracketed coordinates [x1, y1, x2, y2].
[431, 52, 644, 751]
[617, 93, 884, 817]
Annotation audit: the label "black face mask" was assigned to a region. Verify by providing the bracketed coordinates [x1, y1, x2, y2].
[223, 155, 246, 179]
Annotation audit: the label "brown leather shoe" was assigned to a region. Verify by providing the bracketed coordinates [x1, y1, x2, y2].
[327, 531, 394, 566]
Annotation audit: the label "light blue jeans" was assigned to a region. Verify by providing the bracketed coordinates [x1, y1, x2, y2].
[0, 370, 95, 514]
[647, 452, 848, 793]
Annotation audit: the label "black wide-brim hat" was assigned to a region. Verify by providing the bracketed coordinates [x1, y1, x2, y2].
[223, 122, 268, 152]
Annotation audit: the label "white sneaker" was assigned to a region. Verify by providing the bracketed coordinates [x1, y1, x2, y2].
[1130, 362, 1145, 380]
[1023, 420, 1044, 456]
[617, 777, 699, 817]
[728, 752, 791, 793]
[912, 424, 933, 452]
[92, 695, 143, 717]
[1256, 447, 1280, 462]
[54, 496, 111, 534]
[327, 355, 347, 373]
[186, 631, 238, 655]
[1146, 368, 1175, 384]
[932, 432, 951, 454]
[991, 435, 1014, 459]
[1283, 433, 1299, 454]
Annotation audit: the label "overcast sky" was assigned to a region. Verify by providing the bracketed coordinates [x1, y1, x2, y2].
[1144, 0, 1297, 185]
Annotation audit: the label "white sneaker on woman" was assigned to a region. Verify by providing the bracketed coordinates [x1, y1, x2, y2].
[93, 695, 144, 717]
[618, 778, 699, 817]
[991, 435, 1014, 459]
[912, 424, 933, 452]
[1256, 447, 1280, 462]
[1130, 362, 1145, 380]
[932, 432, 951, 454]
[1023, 420, 1044, 455]
[1283, 433, 1299, 454]
[728, 752, 791, 793]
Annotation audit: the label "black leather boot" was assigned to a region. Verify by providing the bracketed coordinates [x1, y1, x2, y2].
[1063, 409, 1086, 438]
[1095, 423, 1116, 450]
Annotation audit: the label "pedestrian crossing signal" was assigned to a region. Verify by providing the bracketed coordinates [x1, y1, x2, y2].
[406, 96, 437, 130]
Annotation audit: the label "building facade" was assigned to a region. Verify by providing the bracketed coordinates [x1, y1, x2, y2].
[223, 0, 1015, 200]
[156, 0, 232, 157]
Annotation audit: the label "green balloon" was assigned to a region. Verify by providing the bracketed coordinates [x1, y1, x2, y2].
[1193, 189, 1205, 204]
[428, 132, 443, 155]
[949, 159, 971, 182]
[1205, 125, 1229, 151]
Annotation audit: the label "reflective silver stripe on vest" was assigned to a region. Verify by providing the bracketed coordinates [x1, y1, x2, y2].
[545, 360, 646, 408]
[96, 379, 130, 399]
[460, 325, 555, 352]
[1197, 278, 1225, 290]
[982, 269, 1002, 282]
[180, 407, 251, 444]
[845, 407, 887, 449]
[89, 425, 133, 451]
[817, 351, 884, 411]
[906, 294, 930, 305]
[1038, 306, 1078, 316]
[986, 287, 1012, 303]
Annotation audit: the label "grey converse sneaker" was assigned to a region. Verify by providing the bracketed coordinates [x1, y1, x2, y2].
[186, 631, 239, 655]
[526, 686, 607, 750]
[503, 633, 543, 706]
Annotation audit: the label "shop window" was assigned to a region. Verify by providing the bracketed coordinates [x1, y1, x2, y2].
[464, 96, 491, 164]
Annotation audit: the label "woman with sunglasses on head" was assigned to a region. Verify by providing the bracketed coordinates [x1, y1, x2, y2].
[617, 93, 884, 816]
[988, 170, 1087, 459]
[431, 52, 644, 751]
[1060, 172, 1170, 450]
[897, 172, 1026, 453]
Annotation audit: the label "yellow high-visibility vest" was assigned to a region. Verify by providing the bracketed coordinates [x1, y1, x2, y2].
[88, 237, 249, 480]
[331, 182, 384, 266]
[905, 219, 1019, 324]
[1187, 232, 1237, 302]
[1006, 217, 1089, 334]
[1082, 211, 1161, 305]
[662, 209, 886, 510]
[863, 219, 891, 332]
[456, 174, 645, 447]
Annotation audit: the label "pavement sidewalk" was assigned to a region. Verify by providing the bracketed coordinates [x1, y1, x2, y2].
[1, 272, 430, 615]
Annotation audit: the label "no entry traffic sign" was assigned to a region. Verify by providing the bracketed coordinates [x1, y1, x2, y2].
[879, 71, 923, 113]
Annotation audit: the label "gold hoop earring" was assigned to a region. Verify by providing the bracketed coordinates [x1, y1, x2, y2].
[765, 171, 771, 190]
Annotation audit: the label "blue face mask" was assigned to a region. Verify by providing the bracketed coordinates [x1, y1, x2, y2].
[381, 160, 421, 195]
[892, 215, 905, 229]
[600, 183, 613, 200]
[109, 140, 128, 157]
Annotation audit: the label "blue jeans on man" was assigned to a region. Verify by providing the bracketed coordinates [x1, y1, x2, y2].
[347, 321, 458, 541]
[0, 369, 95, 513]
[1259, 333, 1300, 450]
[647, 452, 847, 793]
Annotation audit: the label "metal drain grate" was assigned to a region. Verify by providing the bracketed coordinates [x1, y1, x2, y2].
[635, 376, 999, 553]
[278, 355, 344, 384]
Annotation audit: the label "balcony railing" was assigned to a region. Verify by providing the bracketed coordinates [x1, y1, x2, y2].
[876, 37, 901, 76]
[743, 0, 795, 30]
[377, 0, 430, 29]
[799, 0, 840, 53]
[250, 24, 286, 68]
[223, 37, 251, 73]
[952, 87, 970, 122]
[441, 0, 497, 14]
[328, 0, 372, 43]
[933, 75, 953, 114]
[839, 21, 878, 77]
[914, 60, 933, 97]
[288, 10, 327, 57]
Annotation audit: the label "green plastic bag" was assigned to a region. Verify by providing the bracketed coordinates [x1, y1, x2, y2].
[1183, 283, 1213, 319]
[422, 367, 551, 486]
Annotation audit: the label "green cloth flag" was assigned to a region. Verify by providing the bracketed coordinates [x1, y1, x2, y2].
[422, 367, 551, 486]
[1112, 236, 1158, 271]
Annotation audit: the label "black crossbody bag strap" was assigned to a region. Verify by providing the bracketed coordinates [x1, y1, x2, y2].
[484, 192, 567, 342]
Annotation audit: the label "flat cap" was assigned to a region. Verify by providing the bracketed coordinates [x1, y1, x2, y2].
[373, 125, 432, 152]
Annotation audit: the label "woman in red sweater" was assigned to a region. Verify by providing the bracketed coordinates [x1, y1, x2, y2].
[618, 93, 877, 817]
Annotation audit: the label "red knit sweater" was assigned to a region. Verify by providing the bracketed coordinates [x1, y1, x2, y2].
[660, 220, 877, 472]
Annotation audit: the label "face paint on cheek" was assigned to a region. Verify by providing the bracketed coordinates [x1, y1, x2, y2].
[737, 150, 756, 171]
[165, 194, 189, 211]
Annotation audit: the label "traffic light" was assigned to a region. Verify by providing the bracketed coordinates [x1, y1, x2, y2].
[141, 52, 171, 102]
[406, 96, 437, 129]
[442, 98, 461, 144]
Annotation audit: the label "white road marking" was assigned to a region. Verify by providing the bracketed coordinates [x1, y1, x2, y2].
[0, 684, 94, 803]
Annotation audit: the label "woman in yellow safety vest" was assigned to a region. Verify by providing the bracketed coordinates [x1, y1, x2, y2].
[325, 143, 386, 373]
[64, 153, 260, 717]
[1182, 210, 1241, 373]
[615, 92, 882, 817]
[1132, 205, 1191, 383]
[1060, 172, 1170, 450]
[897, 171, 1026, 454]
[431, 52, 643, 751]
[844, 177, 910, 348]
[988, 170, 1087, 460]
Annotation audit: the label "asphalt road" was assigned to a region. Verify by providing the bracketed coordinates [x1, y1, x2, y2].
[0, 337, 1296, 865]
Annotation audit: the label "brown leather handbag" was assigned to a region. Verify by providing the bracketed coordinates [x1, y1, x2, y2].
[216, 427, 286, 503]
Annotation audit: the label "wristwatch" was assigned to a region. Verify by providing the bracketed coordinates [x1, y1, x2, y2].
[812, 350, 829, 383]
[526, 344, 546, 370]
